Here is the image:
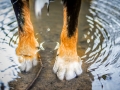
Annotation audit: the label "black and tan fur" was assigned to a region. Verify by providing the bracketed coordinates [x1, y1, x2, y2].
[11, 0, 82, 80]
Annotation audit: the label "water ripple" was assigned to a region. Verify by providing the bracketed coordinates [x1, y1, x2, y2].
[85, 0, 120, 90]
[0, 0, 20, 90]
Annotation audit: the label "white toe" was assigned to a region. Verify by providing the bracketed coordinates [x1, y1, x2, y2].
[19, 61, 26, 71]
[53, 60, 59, 73]
[75, 61, 82, 75]
[53, 56, 83, 80]
[33, 59, 38, 66]
[56, 61, 67, 80]
[19, 60, 34, 72]
[66, 67, 76, 80]
[57, 67, 66, 80]
[26, 60, 32, 72]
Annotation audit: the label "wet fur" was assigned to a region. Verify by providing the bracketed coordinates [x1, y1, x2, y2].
[16, 1, 39, 62]
[11, 0, 82, 81]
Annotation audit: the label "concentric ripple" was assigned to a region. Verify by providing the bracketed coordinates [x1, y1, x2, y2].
[0, 0, 20, 90]
[84, 0, 120, 90]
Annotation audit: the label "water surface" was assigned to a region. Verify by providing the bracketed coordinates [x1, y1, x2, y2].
[0, 0, 120, 90]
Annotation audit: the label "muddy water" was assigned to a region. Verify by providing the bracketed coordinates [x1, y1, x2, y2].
[0, 0, 120, 90]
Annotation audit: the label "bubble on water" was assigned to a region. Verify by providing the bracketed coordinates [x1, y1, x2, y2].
[87, 39, 90, 43]
[85, 47, 91, 54]
[84, 34, 87, 38]
[91, 36, 94, 39]
[47, 28, 50, 32]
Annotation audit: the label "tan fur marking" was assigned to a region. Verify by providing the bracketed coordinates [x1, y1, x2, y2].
[58, 7, 78, 61]
[16, 1, 39, 62]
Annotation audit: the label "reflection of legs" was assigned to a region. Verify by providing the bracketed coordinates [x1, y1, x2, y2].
[53, 0, 82, 80]
[11, 0, 39, 72]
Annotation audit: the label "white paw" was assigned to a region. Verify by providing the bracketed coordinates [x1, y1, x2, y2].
[19, 59, 38, 72]
[53, 56, 82, 80]
[33, 59, 38, 66]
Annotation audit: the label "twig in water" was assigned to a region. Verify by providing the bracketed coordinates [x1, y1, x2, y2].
[25, 59, 43, 90]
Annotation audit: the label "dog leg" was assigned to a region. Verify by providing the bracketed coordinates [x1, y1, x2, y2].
[53, 0, 82, 80]
[11, 0, 40, 72]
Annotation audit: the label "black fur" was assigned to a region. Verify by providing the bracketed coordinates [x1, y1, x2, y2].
[11, 0, 81, 37]
[11, 0, 26, 32]
[63, 0, 81, 37]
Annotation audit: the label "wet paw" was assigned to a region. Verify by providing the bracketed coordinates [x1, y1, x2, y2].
[53, 56, 82, 80]
[18, 56, 39, 72]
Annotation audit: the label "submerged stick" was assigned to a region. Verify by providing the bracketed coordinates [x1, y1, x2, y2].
[25, 59, 43, 90]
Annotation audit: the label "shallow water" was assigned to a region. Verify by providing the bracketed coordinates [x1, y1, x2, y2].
[0, 0, 20, 90]
[0, 0, 120, 90]
[84, 0, 120, 90]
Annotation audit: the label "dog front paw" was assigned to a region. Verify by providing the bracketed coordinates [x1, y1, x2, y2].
[18, 56, 39, 72]
[53, 56, 82, 80]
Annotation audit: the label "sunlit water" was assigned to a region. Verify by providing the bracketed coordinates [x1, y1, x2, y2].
[0, 0, 20, 90]
[84, 0, 120, 90]
[0, 0, 54, 89]
[0, 0, 120, 90]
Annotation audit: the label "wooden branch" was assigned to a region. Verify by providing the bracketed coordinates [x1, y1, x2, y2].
[25, 59, 43, 90]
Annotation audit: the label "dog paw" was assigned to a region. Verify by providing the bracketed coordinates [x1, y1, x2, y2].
[18, 55, 39, 72]
[53, 56, 82, 80]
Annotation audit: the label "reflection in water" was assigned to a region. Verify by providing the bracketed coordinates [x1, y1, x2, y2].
[0, 0, 20, 90]
[85, 0, 120, 90]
